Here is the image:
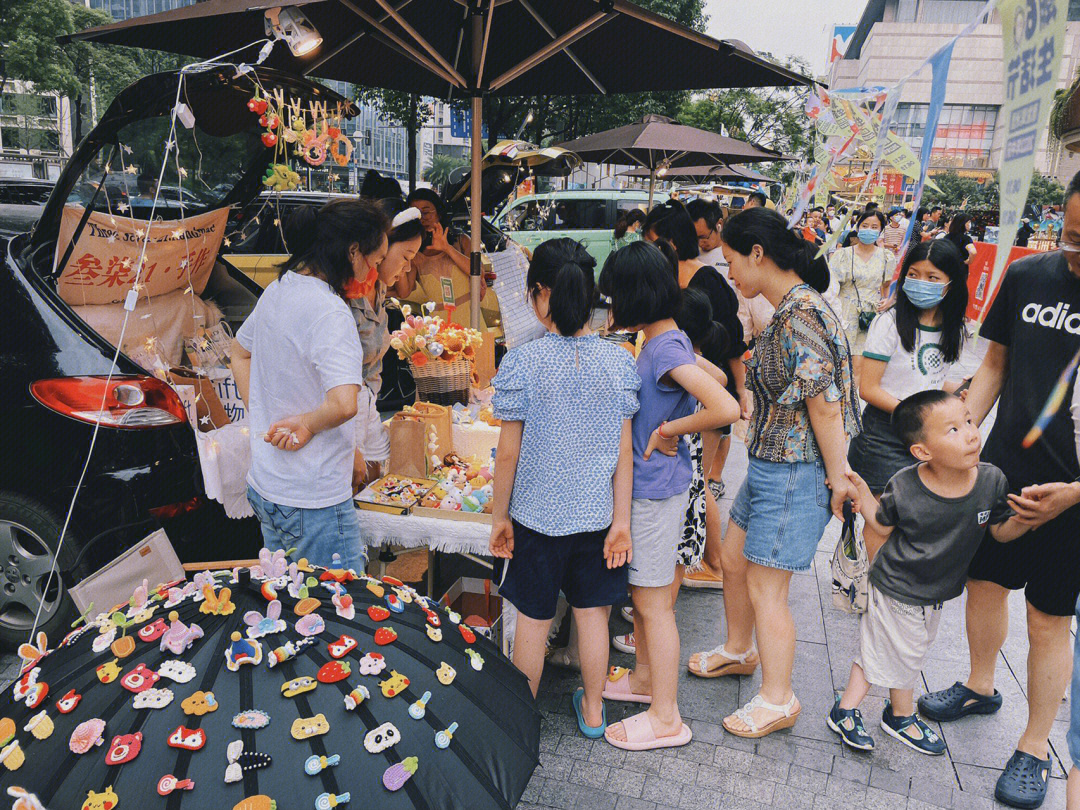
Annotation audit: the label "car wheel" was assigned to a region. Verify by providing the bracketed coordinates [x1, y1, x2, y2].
[0, 493, 76, 649]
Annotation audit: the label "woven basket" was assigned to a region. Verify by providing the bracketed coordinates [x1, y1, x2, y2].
[408, 357, 472, 406]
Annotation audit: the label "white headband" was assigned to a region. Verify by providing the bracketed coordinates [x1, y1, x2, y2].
[392, 207, 422, 229]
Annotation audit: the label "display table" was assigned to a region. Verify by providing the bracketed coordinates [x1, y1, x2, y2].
[357, 508, 491, 556]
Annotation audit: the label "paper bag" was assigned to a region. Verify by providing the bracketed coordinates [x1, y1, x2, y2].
[400, 402, 453, 460]
[168, 368, 229, 432]
[387, 418, 428, 478]
[472, 335, 497, 389]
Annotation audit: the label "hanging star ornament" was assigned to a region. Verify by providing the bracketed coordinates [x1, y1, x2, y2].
[124, 165, 138, 175]
[178, 167, 188, 179]
[171, 229, 184, 239]
[117, 203, 129, 213]
[121, 144, 133, 155]
[199, 415, 211, 426]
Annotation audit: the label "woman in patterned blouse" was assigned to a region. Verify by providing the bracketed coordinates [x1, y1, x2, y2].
[686, 207, 862, 739]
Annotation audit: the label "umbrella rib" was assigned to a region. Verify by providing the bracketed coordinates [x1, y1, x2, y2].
[335, 0, 464, 88]
[488, 11, 615, 92]
[372, 0, 469, 88]
[305, 0, 418, 75]
[515, 0, 606, 93]
[476, 0, 496, 87]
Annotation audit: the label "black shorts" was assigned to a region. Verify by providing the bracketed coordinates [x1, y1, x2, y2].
[497, 520, 629, 621]
[967, 504, 1080, 616]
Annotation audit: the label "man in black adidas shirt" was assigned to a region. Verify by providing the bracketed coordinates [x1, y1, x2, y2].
[918, 173, 1080, 810]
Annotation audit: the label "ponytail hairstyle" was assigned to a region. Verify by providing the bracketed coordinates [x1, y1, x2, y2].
[527, 237, 597, 336]
[380, 197, 425, 246]
[598, 240, 682, 329]
[643, 198, 700, 260]
[720, 207, 831, 293]
[894, 239, 968, 363]
[614, 209, 630, 240]
[280, 198, 389, 296]
[651, 237, 680, 279]
[675, 286, 730, 369]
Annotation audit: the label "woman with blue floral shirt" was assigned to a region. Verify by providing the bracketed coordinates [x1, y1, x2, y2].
[687, 208, 861, 740]
[489, 238, 640, 740]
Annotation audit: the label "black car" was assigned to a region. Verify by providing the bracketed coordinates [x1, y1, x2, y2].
[0, 177, 54, 241]
[0, 68, 352, 646]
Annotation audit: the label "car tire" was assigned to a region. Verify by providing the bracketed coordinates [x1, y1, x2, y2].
[0, 493, 77, 649]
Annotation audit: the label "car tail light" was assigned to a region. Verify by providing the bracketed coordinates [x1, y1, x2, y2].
[31, 376, 188, 429]
[149, 497, 202, 520]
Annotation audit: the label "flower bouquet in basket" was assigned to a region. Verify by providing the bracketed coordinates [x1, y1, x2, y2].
[390, 302, 483, 406]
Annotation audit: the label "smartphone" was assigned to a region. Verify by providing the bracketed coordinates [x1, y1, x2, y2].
[421, 228, 433, 249]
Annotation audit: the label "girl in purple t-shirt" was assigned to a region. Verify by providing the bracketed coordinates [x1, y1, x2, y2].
[597, 241, 740, 751]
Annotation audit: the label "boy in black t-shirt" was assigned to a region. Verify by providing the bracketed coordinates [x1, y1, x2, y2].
[828, 391, 1029, 756]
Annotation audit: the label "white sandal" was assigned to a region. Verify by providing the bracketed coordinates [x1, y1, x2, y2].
[724, 693, 801, 738]
[687, 644, 758, 678]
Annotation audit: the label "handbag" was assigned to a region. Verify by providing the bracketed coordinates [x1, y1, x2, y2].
[830, 502, 868, 614]
[69, 529, 185, 616]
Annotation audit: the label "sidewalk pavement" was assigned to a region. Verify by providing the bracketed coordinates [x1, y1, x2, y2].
[522, 337, 1074, 810]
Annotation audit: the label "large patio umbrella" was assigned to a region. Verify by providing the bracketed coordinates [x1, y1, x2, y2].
[621, 162, 777, 184]
[67, 0, 811, 329]
[558, 114, 791, 208]
[0, 561, 539, 809]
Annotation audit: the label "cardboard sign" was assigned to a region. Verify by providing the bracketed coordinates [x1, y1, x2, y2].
[55, 205, 229, 306]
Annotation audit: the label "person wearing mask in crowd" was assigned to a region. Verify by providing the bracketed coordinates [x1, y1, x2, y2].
[349, 200, 424, 484]
[598, 241, 738, 751]
[881, 208, 907, 255]
[640, 200, 748, 591]
[396, 187, 487, 328]
[744, 190, 768, 209]
[827, 204, 841, 234]
[847, 240, 970, 559]
[688, 208, 860, 739]
[232, 199, 390, 571]
[945, 213, 977, 264]
[911, 207, 930, 245]
[613, 208, 646, 251]
[827, 210, 896, 387]
[919, 172, 1080, 810]
[489, 238, 639, 739]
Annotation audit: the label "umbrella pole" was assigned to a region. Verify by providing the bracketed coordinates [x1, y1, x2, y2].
[469, 9, 483, 332]
[648, 168, 656, 210]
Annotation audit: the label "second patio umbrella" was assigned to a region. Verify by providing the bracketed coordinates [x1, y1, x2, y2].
[620, 162, 777, 184]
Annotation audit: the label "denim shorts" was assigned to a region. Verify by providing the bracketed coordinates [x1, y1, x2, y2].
[247, 485, 367, 573]
[729, 456, 832, 572]
[1069, 596, 1080, 767]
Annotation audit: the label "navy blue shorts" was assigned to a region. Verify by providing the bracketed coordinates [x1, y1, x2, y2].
[497, 520, 629, 621]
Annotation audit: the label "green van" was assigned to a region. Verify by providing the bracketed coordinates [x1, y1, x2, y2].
[492, 189, 668, 271]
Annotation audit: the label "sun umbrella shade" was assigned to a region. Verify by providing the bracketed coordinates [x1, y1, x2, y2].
[64, 1, 810, 99]
[621, 163, 777, 182]
[556, 115, 788, 170]
[0, 560, 539, 810]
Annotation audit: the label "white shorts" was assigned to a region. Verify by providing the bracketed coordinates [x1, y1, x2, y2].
[856, 582, 942, 690]
[627, 491, 689, 588]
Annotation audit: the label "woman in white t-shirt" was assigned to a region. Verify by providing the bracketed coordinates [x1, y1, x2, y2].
[232, 199, 390, 571]
[847, 239, 969, 556]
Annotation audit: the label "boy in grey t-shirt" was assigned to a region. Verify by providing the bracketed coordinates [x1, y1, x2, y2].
[827, 391, 1031, 755]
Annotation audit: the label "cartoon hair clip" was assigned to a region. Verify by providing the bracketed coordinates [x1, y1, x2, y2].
[408, 691, 431, 720]
[435, 722, 458, 749]
[225, 632, 263, 671]
[315, 793, 350, 809]
[304, 753, 340, 775]
[225, 739, 272, 783]
[156, 775, 194, 796]
[343, 685, 370, 711]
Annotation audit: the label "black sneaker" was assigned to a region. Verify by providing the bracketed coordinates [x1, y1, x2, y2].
[880, 703, 946, 755]
[826, 694, 874, 751]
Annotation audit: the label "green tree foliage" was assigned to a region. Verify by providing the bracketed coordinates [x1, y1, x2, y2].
[423, 153, 469, 192]
[923, 171, 1065, 210]
[356, 89, 432, 192]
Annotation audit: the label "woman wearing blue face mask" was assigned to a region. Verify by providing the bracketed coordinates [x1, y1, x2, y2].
[847, 239, 969, 557]
[827, 210, 897, 387]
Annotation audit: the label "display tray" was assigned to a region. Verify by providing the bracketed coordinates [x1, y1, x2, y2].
[412, 506, 493, 525]
[355, 474, 437, 515]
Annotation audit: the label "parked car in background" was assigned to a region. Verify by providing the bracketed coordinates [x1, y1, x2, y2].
[0, 178, 53, 241]
[492, 189, 667, 271]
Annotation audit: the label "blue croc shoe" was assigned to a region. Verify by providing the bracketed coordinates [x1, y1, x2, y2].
[880, 703, 946, 755]
[826, 694, 874, 751]
[918, 681, 1002, 722]
[995, 750, 1051, 809]
[573, 687, 607, 739]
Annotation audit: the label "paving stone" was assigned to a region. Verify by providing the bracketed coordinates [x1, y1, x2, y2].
[567, 786, 619, 810]
[753, 736, 801, 763]
[622, 749, 666, 776]
[719, 734, 756, 753]
[589, 744, 628, 767]
[608, 768, 647, 799]
[641, 775, 684, 807]
[694, 765, 736, 792]
[614, 797, 658, 810]
[824, 774, 868, 804]
[747, 752, 790, 783]
[718, 797, 771, 810]
[656, 757, 700, 784]
[568, 759, 611, 790]
[731, 773, 774, 804]
[538, 752, 577, 782]
[689, 720, 726, 746]
[831, 753, 871, 784]
[770, 783, 817, 810]
[907, 799, 950, 810]
[678, 784, 724, 810]
[712, 746, 754, 773]
[869, 765, 912, 796]
[907, 778, 954, 808]
[540, 778, 579, 810]
[555, 734, 596, 760]
[864, 785, 909, 810]
[521, 775, 545, 804]
[676, 740, 716, 764]
[949, 790, 996, 810]
[786, 763, 830, 794]
[792, 746, 835, 773]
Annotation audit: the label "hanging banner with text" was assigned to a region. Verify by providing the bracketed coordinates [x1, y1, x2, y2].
[981, 0, 1067, 322]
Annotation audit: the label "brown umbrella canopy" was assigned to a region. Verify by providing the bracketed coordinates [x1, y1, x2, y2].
[65, 1, 811, 98]
[621, 163, 778, 183]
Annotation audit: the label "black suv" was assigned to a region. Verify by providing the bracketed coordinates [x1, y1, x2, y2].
[0, 68, 351, 646]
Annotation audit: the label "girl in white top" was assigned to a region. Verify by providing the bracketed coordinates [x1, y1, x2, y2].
[847, 239, 970, 557]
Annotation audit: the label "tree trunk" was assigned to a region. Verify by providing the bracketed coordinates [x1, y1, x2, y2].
[72, 92, 84, 148]
[407, 93, 417, 193]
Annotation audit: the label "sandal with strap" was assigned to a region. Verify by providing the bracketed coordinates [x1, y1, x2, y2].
[917, 681, 1002, 722]
[995, 750, 1051, 809]
[604, 711, 692, 751]
[688, 644, 759, 679]
[601, 666, 652, 704]
[723, 693, 801, 739]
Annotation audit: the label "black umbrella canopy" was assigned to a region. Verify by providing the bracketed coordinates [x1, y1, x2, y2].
[0, 561, 539, 810]
[556, 115, 789, 169]
[621, 163, 777, 183]
[65, 1, 811, 98]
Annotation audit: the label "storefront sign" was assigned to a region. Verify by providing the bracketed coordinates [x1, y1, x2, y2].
[55, 206, 228, 306]
[983, 0, 1067, 322]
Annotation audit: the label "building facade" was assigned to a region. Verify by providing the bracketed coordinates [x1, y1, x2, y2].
[86, 0, 195, 21]
[0, 82, 74, 179]
[827, 0, 1080, 186]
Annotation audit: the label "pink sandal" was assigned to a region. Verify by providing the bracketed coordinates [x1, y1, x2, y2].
[601, 667, 652, 704]
[604, 711, 692, 751]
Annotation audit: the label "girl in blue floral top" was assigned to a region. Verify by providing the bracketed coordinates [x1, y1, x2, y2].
[689, 208, 861, 741]
[489, 238, 640, 739]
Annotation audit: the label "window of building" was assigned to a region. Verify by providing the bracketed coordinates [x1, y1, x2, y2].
[1069, 0, 1080, 20]
[893, 103, 997, 168]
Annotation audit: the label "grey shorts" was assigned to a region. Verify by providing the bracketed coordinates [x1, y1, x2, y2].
[627, 492, 689, 588]
[856, 583, 942, 691]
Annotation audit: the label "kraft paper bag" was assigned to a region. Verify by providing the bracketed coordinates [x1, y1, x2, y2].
[399, 402, 453, 460]
[387, 417, 428, 479]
